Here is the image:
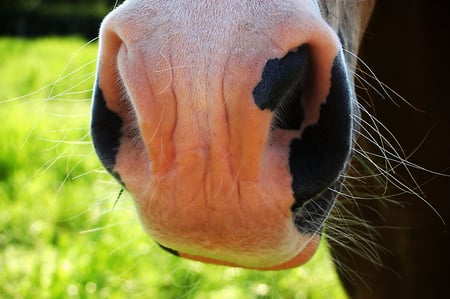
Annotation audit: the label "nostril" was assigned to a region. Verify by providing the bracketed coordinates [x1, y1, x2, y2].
[289, 53, 353, 217]
[91, 24, 132, 185]
[252, 45, 311, 130]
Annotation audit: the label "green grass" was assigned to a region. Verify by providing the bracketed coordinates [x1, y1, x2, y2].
[0, 37, 348, 299]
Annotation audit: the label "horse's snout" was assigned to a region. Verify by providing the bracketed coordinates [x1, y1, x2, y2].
[91, 0, 354, 269]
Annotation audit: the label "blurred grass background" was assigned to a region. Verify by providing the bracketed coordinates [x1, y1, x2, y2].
[0, 37, 347, 299]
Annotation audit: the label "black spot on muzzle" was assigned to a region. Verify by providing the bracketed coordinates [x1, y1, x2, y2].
[91, 82, 124, 184]
[253, 51, 353, 234]
[253, 46, 310, 130]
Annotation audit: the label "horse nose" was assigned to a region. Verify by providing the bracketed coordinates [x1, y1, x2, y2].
[91, 0, 354, 269]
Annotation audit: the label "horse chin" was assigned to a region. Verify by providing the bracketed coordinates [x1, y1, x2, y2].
[177, 235, 320, 270]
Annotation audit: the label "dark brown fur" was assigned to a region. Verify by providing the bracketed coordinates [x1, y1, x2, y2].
[329, 1, 450, 298]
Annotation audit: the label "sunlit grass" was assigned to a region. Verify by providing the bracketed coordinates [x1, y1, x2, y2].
[0, 37, 347, 299]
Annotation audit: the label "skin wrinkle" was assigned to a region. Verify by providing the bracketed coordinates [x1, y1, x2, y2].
[215, 48, 237, 181]
[221, 46, 233, 180]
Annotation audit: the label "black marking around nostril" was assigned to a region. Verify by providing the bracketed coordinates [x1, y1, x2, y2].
[289, 52, 353, 232]
[91, 82, 124, 184]
[253, 46, 310, 130]
[293, 179, 342, 234]
[253, 45, 310, 110]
